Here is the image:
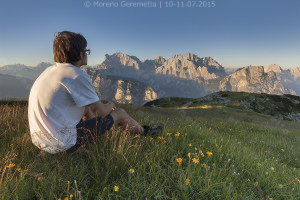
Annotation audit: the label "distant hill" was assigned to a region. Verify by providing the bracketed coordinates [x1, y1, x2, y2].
[143, 91, 300, 122]
[0, 74, 33, 100]
[0, 62, 53, 80]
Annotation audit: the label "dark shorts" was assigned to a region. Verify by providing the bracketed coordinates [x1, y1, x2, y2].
[67, 114, 114, 153]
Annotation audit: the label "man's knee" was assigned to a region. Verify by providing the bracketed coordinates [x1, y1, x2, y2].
[110, 108, 127, 123]
[114, 108, 126, 115]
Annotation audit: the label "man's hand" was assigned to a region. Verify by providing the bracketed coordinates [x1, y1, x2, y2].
[89, 100, 117, 118]
[107, 101, 116, 111]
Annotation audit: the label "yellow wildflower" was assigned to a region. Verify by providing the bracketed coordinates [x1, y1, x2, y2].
[206, 152, 213, 157]
[163, 140, 166, 144]
[176, 158, 183, 165]
[221, 138, 223, 142]
[213, 172, 215, 176]
[129, 168, 135, 174]
[277, 184, 283, 189]
[167, 132, 172, 136]
[194, 147, 197, 151]
[185, 178, 190, 185]
[150, 138, 154, 141]
[6, 163, 15, 168]
[199, 150, 205, 157]
[192, 158, 199, 164]
[64, 197, 69, 200]
[270, 167, 275, 172]
[70, 194, 73, 198]
[175, 132, 180, 138]
[188, 153, 191, 158]
[281, 149, 284, 152]
[189, 144, 192, 147]
[17, 168, 22, 173]
[114, 185, 119, 192]
[185, 133, 187, 136]
[38, 177, 43, 181]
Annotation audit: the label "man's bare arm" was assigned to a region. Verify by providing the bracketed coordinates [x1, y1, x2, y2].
[83, 106, 95, 120]
[88, 100, 116, 118]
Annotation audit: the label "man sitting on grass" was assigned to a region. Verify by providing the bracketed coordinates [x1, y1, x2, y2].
[28, 31, 163, 154]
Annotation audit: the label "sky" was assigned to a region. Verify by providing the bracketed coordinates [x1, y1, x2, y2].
[0, 0, 299, 68]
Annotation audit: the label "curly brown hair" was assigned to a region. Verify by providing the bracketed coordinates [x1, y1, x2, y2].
[53, 31, 87, 64]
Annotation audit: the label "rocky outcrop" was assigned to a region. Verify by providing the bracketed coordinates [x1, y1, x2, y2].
[155, 53, 227, 80]
[142, 56, 166, 73]
[219, 66, 296, 95]
[264, 64, 284, 74]
[289, 67, 300, 80]
[83, 68, 157, 105]
[97, 51, 142, 71]
[264, 65, 300, 95]
[97, 52, 227, 81]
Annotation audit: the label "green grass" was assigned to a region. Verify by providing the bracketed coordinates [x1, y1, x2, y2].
[144, 91, 300, 122]
[0, 102, 299, 199]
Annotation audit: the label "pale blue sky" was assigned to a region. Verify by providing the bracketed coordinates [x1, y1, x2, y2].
[0, 0, 299, 68]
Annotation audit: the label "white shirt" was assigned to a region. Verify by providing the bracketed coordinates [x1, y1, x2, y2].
[28, 63, 99, 154]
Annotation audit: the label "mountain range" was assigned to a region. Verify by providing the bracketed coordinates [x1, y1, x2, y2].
[0, 52, 299, 105]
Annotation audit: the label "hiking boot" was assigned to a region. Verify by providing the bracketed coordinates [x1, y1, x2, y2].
[142, 125, 164, 136]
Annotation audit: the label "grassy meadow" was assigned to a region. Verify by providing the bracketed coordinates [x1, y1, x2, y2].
[0, 100, 299, 199]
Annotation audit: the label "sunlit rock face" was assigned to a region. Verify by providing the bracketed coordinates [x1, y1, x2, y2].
[155, 53, 227, 81]
[264, 65, 300, 95]
[83, 68, 157, 106]
[219, 66, 296, 95]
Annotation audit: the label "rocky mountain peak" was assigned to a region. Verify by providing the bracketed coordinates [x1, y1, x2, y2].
[153, 56, 166, 64]
[155, 53, 227, 80]
[200, 57, 223, 70]
[184, 52, 199, 61]
[289, 67, 300, 80]
[218, 65, 295, 95]
[98, 51, 141, 70]
[104, 54, 109, 61]
[241, 65, 265, 77]
[265, 64, 283, 73]
[169, 52, 199, 63]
